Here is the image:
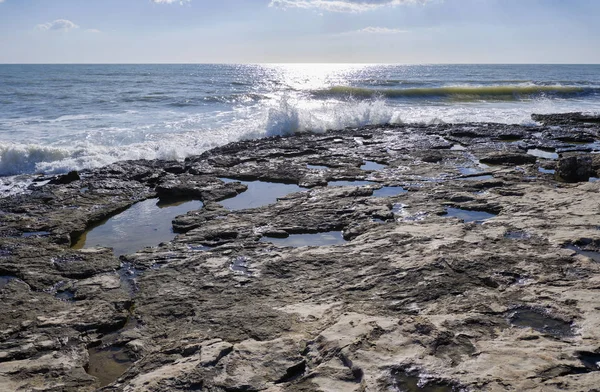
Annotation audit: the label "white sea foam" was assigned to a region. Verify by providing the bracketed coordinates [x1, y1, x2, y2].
[264, 96, 402, 136]
[0, 94, 589, 180]
[1, 64, 598, 198]
[0, 144, 72, 176]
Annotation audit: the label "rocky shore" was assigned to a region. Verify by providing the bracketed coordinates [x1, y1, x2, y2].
[2, 113, 600, 391]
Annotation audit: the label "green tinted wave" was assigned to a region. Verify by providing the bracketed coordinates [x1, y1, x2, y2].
[314, 85, 589, 100]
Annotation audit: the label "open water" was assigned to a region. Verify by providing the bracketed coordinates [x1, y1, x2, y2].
[1, 64, 599, 181]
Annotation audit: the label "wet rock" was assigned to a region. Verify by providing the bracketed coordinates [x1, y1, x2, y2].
[508, 307, 573, 337]
[155, 174, 247, 202]
[385, 367, 463, 392]
[479, 152, 537, 166]
[532, 112, 600, 126]
[3, 120, 600, 391]
[556, 155, 594, 182]
[420, 151, 444, 163]
[49, 170, 81, 185]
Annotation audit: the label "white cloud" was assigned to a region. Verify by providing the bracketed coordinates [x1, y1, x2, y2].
[152, 0, 190, 4]
[36, 19, 79, 32]
[269, 0, 427, 13]
[336, 26, 409, 36]
[85, 29, 102, 34]
[356, 26, 408, 34]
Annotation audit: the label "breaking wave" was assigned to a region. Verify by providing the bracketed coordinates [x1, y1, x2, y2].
[0, 144, 72, 176]
[264, 96, 402, 136]
[0, 94, 582, 179]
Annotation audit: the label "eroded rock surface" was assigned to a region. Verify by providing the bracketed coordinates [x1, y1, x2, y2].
[2, 114, 600, 391]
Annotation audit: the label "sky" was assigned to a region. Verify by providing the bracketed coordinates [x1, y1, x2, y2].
[0, 0, 599, 63]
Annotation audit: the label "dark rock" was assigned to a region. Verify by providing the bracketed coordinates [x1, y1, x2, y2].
[556, 155, 593, 182]
[532, 112, 600, 126]
[479, 152, 537, 166]
[49, 170, 80, 185]
[155, 175, 247, 202]
[421, 152, 444, 163]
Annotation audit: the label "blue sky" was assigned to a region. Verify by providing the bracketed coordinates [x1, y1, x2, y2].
[0, 0, 599, 63]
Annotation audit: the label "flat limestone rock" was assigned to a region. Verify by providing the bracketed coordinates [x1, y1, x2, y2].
[2, 115, 600, 391]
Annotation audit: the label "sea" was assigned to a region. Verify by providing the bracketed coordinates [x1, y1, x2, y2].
[1, 63, 599, 192]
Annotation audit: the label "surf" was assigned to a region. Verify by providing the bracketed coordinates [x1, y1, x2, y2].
[313, 85, 593, 101]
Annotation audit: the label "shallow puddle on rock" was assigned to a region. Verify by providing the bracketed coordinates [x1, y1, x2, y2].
[459, 175, 494, 181]
[373, 186, 408, 197]
[538, 167, 556, 174]
[118, 262, 143, 294]
[87, 345, 134, 387]
[527, 148, 559, 160]
[565, 244, 600, 262]
[578, 352, 600, 371]
[505, 230, 531, 240]
[0, 276, 15, 289]
[458, 167, 481, 175]
[55, 289, 75, 302]
[328, 180, 376, 187]
[450, 144, 466, 151]
[307, 164, 329, 170]
[260, 231, 346, 247]
[230, 256, 252, 275]
[71, 198, 203, 257]
[444, 207, 496, 223]
[392, 370, 456, 392]
[361, 161, 387, 171]
[219, 179, 306, 211]
[22, 231, 51, 238]
[187, 244, 213, 252]
[509, 308, 573, 337]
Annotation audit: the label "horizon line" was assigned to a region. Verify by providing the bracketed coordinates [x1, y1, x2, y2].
[1, 62, 600, 66]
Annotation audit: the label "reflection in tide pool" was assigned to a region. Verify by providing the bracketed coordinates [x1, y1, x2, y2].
[307, 164, 329, 170]
[328, 180, 376, 187]
[509, 308, 573, 337]
[361, 161, 387, 171]
[565, 244, 600, 262]
[527, 148, 559, 160]
[538, 167, 556, 174]
[459, 175, 494, 181]
[0, 276, 15, 289]
[87, 345, 134, 387]
[372, 186, 407, 197]
[444, 207, 496, 224]
[261, 231, 346, 247]
[219, 179, 306, 210]
[71, 198, 203, 256]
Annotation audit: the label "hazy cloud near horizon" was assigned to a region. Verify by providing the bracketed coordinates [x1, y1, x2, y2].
[151, 0, 190, 4]
[269, 0, 428, 13]
[356, 26, 408, 34]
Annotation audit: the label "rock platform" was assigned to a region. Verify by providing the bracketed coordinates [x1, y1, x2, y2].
[2, 114, 600, 391]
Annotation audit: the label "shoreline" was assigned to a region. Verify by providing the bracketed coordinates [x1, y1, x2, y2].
[2, 113, 600, 391]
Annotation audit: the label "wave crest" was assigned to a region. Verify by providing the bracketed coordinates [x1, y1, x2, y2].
[313, 85, 592, 101]
[0, 144, 71, 176]
[264, 96, 402, 136]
